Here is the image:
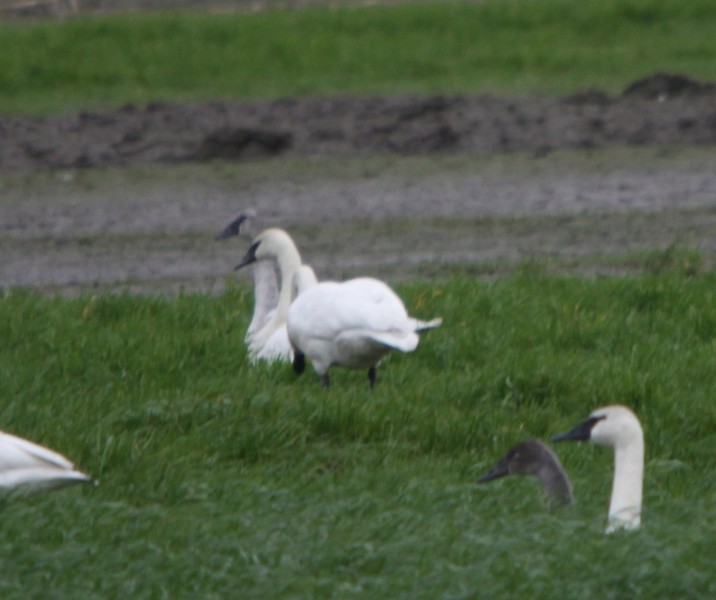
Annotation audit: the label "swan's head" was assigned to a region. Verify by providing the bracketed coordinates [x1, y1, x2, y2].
[477, 439, 559, 482]
[216, 210, 257, 241]
[235, 228, 301, 271]
[552, 405, 643, 449]
[291, 265, 318, 300]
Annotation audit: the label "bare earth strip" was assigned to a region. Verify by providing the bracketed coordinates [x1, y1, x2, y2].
[2, 145, 715, 295]
[1, 73, 716, 294]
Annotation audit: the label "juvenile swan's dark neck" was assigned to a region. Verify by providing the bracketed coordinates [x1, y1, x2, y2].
[536, 456, 574, 507]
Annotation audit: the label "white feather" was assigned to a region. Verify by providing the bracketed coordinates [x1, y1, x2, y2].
[287, 276, 441, 385]
[0, 431, 94, 494]
[239, 230, 317, 363]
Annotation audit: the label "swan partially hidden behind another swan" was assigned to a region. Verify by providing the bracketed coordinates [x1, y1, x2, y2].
[0, 431, 94, 495]
[218, 216, 316, 363]
[553, 405, 644, 533]
[477, 439, 574, 508]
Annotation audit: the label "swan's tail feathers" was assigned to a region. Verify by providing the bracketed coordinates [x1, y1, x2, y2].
[414, 317, 443, 332]
[366, 330, 420, 353]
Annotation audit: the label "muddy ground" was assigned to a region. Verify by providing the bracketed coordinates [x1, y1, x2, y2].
[1, 73, 716, 294]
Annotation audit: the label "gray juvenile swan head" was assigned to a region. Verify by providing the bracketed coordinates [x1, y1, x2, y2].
[552, 405, 644, 533]
[215, 210, 258, 241]
[477, 439, 574, 507]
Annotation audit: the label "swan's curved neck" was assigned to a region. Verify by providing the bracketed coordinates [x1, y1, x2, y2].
[274, 249, 302, 316]
[537, 463, 573, 506]
[607, 437, 644, 532]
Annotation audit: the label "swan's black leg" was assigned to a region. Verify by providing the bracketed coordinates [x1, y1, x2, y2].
[368, 366, 377, 388]
[293, 352, 305, 376]
[320, 372, 330, 388]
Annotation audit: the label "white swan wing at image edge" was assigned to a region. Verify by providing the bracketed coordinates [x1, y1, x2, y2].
[0, 432, 76, 471]
[0, 467, 92, 491]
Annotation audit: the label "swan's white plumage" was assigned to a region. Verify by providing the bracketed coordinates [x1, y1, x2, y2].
[237, 229, 317, 363]
[287, 276, 441, 385]
[246, 259, 280, 343]
[0, 431, 93, 494]
[553, 404, 644, 533]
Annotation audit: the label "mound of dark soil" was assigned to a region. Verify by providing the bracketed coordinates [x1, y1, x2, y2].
[1, 73, 714, 172]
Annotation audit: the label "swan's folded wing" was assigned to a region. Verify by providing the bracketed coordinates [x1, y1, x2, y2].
[335, 278, 407, 312]
[290, 283, 411, 341]
[0, 432, 76, 471]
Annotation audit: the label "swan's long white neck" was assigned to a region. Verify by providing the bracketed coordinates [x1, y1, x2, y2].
[274, 248, 302, 318]
[607, 435, 644, 533]
[252, 239, 302, 345]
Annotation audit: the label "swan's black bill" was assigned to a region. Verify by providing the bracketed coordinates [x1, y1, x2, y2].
[476, 461, 509, 483]
[552, 415, 605, 443]
[234, 241, 260, 270]
[216, 214, 249, 241]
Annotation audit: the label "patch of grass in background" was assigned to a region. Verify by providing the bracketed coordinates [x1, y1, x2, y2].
[1, 259, 715, 597]
[1, 0, 715, 113]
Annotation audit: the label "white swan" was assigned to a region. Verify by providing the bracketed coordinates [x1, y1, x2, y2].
[0, 431, 94, 495]
[552, 405, 644, 533]
[287, 276, 442, 387]
[233, 228, 316, 363]
[477, 439, 574, 508]
[217, 215, 284, 360]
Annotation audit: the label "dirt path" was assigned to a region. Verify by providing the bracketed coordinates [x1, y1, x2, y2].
[1, 74, 716, 294]
[2, 146, 715, 294]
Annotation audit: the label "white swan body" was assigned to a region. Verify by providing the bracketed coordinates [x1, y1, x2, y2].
[477, 439, 574, 508]
[0, 431, 94, 495]
[287, 276, 442, 387]
[553, 405, 644, 533]
[234, 228, 317, 363]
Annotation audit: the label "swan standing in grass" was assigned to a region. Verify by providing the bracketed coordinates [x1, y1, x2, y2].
[287, 276, 442, 387]
[0, 431, 94, 495]
[228, 226, 316, 362]
[217, 214, 280, 358]
[477, 439, 574, 507]
[552, 405, 644, 533]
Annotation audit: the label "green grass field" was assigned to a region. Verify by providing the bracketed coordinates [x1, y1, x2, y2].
[1, 256, 715, 597]
[2, 0, 715, 596]
[1, 0, 715, 113]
